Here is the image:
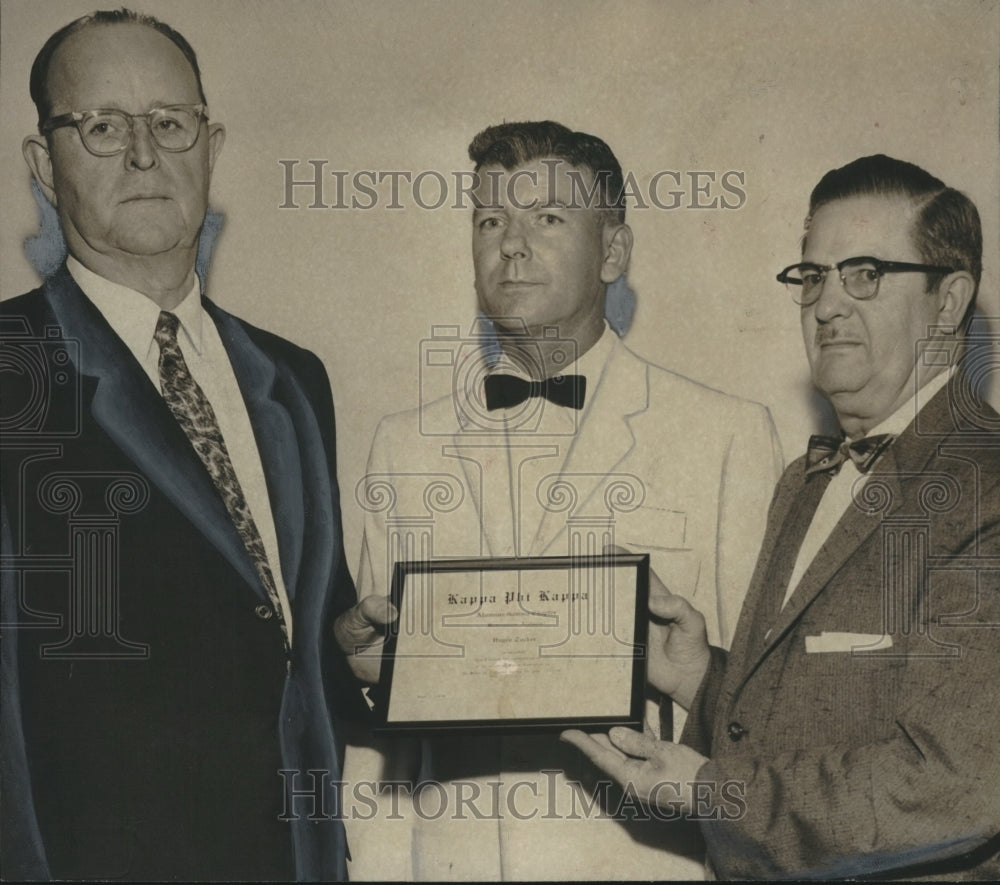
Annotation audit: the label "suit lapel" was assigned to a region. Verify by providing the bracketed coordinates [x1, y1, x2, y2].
[532, 340, 647, 556]
[208, 304, 306, 601]
[736, 379, 961, 679]
[44, 267, 262, 600]
[447, 405, 504, 558]
[721, 466, 813, 686]
[761, 466, 900, 653]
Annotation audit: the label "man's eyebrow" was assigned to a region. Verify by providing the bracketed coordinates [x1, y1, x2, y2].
[68, 101, 127, 112]
[77, 99, 190, 112]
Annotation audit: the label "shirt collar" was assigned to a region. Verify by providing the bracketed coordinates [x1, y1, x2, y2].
[563, 321, 617, 384]
[489, 321, 617, 387]
[856, 366, 955, 441]
[68, 256, 204, 363]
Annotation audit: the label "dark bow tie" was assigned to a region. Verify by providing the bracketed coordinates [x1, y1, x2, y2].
[805, 433, 895, 476]
[484, 373, 586, 411]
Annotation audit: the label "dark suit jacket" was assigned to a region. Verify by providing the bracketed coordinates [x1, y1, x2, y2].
[682, 373, 1000, 880]
[1, 265, 366, 880]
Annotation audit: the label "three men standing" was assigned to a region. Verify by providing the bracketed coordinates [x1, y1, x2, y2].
[4, 11, 994, 880]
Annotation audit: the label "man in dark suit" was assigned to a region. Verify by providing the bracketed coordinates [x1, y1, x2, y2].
[563, 155, 1000, 879]
[1, 9, 379, 880]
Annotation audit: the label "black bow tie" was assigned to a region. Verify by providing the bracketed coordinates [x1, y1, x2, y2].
[804, 433, 895, 476]
[484, 373, 586, 411]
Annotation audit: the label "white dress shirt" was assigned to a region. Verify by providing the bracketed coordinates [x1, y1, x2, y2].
[782, 367, 954, 610]
[483, 323, 617, 557]
[68, 257, 293, 642]
[479, 326, 673, 730]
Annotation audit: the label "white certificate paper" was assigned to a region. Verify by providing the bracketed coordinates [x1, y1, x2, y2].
[375, 554, 648, 734]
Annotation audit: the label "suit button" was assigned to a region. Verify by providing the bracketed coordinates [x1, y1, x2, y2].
[727, 721, 747, 742]
[255, 604, 274, 620]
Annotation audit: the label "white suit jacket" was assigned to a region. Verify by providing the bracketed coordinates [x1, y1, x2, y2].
[347, 335, 782, 880]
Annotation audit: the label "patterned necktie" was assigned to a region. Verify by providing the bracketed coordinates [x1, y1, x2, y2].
[154, 311, 290, 655]
[484, 373, 587, 411]
[804, 433, 895, 477]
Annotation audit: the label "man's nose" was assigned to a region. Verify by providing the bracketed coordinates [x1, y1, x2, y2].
[500, 220, 530, 260]
[811, 271, 854, 322]
[124, 118, 159, 171]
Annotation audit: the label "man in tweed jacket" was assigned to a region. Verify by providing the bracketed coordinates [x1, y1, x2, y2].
[564, 154, 1000, 880]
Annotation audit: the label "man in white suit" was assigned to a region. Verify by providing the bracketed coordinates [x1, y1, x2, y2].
[347, 121, 782, 880]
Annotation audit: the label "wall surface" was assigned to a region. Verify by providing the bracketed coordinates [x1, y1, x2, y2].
[3, 0, 998, 613]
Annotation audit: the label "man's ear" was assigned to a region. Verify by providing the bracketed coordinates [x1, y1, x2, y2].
[206, 123, 225, 176]
[22, 134, 57, 206]
[935, 270, 976, 331]
[600, 222, 634, 283]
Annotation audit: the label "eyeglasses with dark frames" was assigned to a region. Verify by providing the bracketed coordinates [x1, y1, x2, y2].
[39, 104, 208, 157]
[776, 256, 954, 306]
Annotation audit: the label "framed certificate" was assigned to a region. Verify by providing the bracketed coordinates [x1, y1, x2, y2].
[373, 553, 649, 735]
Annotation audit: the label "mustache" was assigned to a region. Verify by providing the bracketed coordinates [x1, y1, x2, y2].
[814, 326, 852, 345]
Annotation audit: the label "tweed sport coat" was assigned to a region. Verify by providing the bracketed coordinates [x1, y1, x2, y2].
[682, 371, 1000, 880]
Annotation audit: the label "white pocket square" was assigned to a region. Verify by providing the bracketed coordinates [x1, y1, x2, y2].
[805, 632, 893, 653]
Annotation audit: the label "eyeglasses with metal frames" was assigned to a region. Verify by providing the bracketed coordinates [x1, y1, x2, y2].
[776, 256, 954, 306]
[39, 104, 208, 157]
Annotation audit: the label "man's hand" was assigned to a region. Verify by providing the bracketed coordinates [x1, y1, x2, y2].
[560, 727, 709, 816]
[333, 595, 397, 685]
[646, 566, 711, 709]
[603, 544, 710, 708]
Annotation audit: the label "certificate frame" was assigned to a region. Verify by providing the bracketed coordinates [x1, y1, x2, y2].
[372, 553, 649, 736]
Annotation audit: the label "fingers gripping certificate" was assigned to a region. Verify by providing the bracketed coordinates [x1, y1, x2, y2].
[374, 554, 649, 735]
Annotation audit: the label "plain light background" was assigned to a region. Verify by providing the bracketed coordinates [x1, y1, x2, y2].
[2, 0, 998, 569]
